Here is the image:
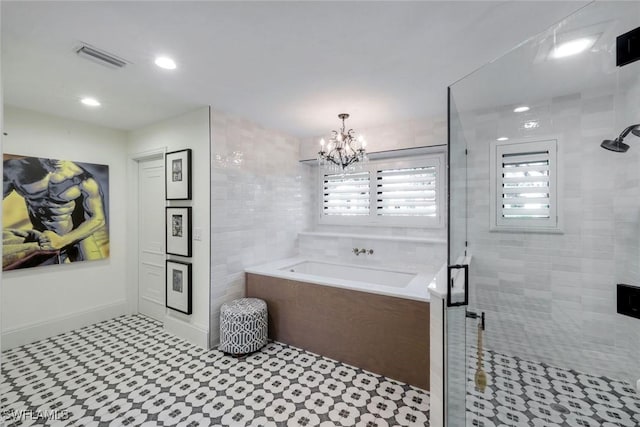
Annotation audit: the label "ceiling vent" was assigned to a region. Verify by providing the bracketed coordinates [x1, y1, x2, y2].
[76, 44, 127, 69]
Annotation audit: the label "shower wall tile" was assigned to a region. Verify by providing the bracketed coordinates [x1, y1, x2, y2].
[465, 87, 640, 384]
[209, 110, 313, 346]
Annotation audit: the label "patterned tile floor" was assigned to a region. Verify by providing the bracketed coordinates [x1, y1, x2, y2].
[0, 315, 430, 426]
[466, 346, 640, 427]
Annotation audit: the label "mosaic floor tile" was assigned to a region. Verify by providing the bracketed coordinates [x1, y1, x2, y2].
[466, 346, 640, 427]
[1, 315, 429, 426]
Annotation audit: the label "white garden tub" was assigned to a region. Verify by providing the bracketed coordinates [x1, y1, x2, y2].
[245, 257, 433, 302]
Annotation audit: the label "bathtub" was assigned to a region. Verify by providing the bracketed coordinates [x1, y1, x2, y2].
[245, 257, 433, 302]
[245, 257, 432, 388]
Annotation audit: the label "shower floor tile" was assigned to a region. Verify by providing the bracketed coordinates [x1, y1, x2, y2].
[1, 314, 430, 426]
[466, 346, 640, 427]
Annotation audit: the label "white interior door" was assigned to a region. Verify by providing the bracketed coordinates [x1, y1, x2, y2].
[137, 156, 166, 321]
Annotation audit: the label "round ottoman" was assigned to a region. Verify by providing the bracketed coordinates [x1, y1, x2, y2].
[219, 298, 268, 355]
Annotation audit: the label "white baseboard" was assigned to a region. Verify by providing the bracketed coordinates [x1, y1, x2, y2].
[1, 300, 129, 351]
[164, 316, 209, 349]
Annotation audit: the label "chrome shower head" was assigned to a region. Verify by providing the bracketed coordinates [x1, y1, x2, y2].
[601, 138, 630, 153]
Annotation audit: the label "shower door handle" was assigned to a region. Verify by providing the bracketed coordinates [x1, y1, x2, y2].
[447, 264, 469, 307]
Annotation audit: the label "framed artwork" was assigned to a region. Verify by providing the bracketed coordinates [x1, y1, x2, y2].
[166, 207, 192, 257]
[3, 154, 110, 271]
[165, 149, 192, 200]
[166, 260, 192, 315]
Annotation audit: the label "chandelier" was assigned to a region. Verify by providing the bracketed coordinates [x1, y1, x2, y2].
[318, 113, 368, 172]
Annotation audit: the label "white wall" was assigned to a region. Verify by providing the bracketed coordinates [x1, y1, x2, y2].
[1, 106, 129, 349]
[127, 107, 211, 348]
[209, 109, 312, 346]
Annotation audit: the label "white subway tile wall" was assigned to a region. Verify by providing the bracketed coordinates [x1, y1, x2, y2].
[210, 112, 449, 348]
[465, 88, 640, 383]
[303, 171, 448, 273]
[298, 232, 446, 274]
[209, 110, 313, 346]
[303, 115, 448, 273]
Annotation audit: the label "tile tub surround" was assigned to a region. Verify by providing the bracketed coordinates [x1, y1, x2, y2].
[464, 89, 640, 383]
[0, 315, 431, 426]
[298, 230, 447, 275]
[209, 109, 313, 347]
[246, 273, 431, 389]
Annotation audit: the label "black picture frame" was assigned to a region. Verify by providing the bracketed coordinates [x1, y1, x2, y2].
[166, 259, 192, 315]
[166, 207, 192, 257]
[165, 149, 192, 200]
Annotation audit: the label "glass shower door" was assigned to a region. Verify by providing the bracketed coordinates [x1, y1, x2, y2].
[446, 2, 640, 425]
[445, 89, 470, 426]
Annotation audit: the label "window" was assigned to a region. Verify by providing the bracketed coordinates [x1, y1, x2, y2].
[322, 171, 370, 216]
[319, 154, 445, 227]
[490, 139, 561, 232]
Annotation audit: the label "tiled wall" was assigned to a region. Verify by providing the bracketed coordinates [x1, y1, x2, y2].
[299, 117, 449, 274]
[209, 110, 313, 346]
[298, 232, 446, 275]
[210, 113, 449, 346]
[465, 88, 640, 383]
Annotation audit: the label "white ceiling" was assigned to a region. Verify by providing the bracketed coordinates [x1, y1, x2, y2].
[2, 1, 588, 137]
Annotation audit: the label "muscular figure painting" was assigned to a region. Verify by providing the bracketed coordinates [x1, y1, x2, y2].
[3, 154, 109, 270]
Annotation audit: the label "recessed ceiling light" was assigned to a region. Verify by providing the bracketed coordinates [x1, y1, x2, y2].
[81, 97, 101, 107]
[496, 137, 509, 141]
[155, 56, 177, 70]
[523, 121, 540, 129]
[513, 106, 530, 113]
[550, 37, 596, 59]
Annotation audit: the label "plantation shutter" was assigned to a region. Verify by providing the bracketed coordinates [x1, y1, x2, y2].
[494, 139, 558, 229]
[376, 165, 438, 217]
[322, 172, 370, 216]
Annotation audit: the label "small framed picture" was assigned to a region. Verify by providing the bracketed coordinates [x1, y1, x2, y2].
[165, 149, 192, 200]
[166, 207, 192, 257]
[166, 260, 192, 315]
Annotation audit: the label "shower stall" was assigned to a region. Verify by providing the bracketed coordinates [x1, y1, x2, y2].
[446, 2, 640, 425]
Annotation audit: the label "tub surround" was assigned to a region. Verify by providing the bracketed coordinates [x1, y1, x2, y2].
[246, 272, 430, 389]
[298, 231, 446, 276]
[245, 257, 433, 302]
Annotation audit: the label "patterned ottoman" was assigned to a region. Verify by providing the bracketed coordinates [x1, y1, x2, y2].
[219, 298, 268, 355]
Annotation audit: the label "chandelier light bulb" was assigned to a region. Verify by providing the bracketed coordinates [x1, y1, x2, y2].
[320, 138, 325, 147]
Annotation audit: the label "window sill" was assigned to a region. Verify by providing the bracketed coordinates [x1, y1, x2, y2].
[489, 226, 564, 234]
[299, 231, 446, 244]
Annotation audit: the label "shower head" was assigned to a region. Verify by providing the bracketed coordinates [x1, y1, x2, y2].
[601, 138, 630, 152]
[601, 124, 640, 152]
